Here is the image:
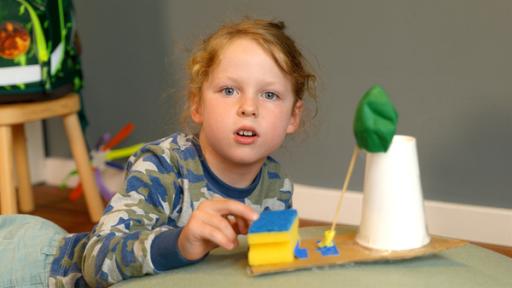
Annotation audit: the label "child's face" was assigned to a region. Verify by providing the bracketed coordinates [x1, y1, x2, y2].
[192, 37, 302, 169]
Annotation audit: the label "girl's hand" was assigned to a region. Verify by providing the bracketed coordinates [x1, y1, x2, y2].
[177, 198, 259, 261]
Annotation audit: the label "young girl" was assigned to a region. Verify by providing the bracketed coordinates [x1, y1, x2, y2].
[0, 18, 317, 287]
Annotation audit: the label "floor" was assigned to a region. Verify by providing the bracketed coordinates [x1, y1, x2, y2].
[27, 184, 512, 258]
[29, 184, 98, 233]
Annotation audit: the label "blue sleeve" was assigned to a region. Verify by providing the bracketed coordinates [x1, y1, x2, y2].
[150, 227, 204, 271]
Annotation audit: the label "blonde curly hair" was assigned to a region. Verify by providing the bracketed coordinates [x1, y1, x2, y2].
[182, 18, 317, 131]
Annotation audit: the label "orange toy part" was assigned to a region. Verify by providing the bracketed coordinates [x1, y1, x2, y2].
[101, 122, 135, 151]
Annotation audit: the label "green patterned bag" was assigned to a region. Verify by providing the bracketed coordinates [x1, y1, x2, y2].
[0, 0, 82, 103]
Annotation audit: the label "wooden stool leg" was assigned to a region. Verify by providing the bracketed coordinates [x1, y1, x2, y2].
[62, 113, 104, 222]
[13, 124, 35, 212]
[0, 125, 17, 214]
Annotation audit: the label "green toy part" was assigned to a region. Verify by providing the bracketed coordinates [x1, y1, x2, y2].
[353, 85, 398, 153]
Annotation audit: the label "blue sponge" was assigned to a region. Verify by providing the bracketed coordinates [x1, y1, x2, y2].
[249, 209, 298, 233]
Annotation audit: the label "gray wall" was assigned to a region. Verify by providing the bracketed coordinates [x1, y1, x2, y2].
[47, 0, 512, 209]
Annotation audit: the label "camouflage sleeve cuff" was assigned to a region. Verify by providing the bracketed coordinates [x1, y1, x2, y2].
[150, 227, 205, 271]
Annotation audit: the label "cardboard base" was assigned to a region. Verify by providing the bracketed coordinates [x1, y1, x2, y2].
[248, 232, 466, 276]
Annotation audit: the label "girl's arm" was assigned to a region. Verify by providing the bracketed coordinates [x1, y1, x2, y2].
[81, 143, 259, 287]
[82, 146, 191, 287]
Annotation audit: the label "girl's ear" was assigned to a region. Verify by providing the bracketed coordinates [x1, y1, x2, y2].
[190, 94, 203, 124]
[286, 99, 304, 134]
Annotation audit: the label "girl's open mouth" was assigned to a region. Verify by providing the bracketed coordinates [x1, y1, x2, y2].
[234, 128, 259, 144]
[236, 129, 257, 137]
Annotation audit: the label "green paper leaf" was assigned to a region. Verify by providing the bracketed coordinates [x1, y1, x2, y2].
[353, 85, 398, 152]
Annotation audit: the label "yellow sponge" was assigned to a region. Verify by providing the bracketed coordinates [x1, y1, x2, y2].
[247, 209, 299, 266]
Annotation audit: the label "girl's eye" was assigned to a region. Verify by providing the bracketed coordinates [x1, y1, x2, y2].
[222, 87, 236, 96]
[262, 91, 278, 100]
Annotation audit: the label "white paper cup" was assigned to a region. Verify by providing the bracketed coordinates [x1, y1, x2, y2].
[355, 135, 430, 250]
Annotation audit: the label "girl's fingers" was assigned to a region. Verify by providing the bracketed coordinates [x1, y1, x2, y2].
[198, 198, 259, 222]
[179, 223, 219, 261]
[225, 215, 248, 235]
[195, 210, 238, 248]
[226, 215, 239, 234]
[196, 221, 235, 250]
[182, 198, 259, 257]
[235, 216, 248, 235]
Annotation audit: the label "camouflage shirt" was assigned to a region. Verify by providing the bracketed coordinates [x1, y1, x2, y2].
[49, 133, 293, 287]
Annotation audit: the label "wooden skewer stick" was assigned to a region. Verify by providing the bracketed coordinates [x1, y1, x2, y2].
[324, 146, 360, 243]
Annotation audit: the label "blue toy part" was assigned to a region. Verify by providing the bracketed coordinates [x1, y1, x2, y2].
[316, 241, 340, 256]
[294, 241, 309, 259]
[248, 209, 298, 233]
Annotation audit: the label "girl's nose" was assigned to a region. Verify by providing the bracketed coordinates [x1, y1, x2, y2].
[237, 95, 258, 117]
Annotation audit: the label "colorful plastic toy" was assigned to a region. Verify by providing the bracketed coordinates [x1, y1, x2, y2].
[61, 123, 143, 201]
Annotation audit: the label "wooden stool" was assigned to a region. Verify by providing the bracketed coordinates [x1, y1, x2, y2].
[0, 93, 104, 222]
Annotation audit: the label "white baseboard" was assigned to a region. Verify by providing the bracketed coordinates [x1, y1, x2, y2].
[43, 158, 512, 246]
[25, 121, 46, 183]
[45, 157, 80, 187]
[293, 183, 512, 247]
